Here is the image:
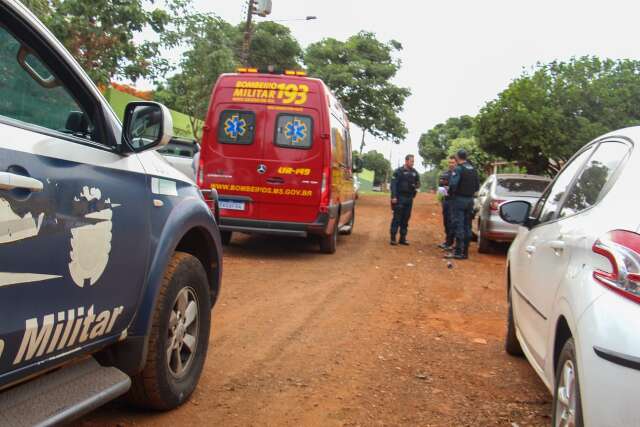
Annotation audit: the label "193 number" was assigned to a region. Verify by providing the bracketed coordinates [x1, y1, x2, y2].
[277, 83, 309, 105]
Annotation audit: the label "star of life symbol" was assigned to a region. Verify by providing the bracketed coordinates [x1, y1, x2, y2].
[224, 114, 247, 139]
[285, 119, 308, 145]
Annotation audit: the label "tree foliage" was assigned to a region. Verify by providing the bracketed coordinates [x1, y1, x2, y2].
[28, 0, 189, 86]
[305, 32, 410, 151]
[421, 169, 440, 192]
[417, 115, 474, 168]
[476, 56, 640, 174]
[154, 14, 237, 139]
[440, 137, 492, 180]
[239, 21, 303, 70]
[361, 150, 391, 186]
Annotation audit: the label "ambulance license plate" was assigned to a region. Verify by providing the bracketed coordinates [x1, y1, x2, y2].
[219, 200, 245, 211]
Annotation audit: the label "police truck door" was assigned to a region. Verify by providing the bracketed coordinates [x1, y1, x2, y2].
[0, 21, 149, 385]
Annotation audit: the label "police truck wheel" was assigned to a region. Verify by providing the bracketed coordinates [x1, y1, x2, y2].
[320, 221, 338, 254]
[220, 231, 232, 246]
[127, 252, 211, 411]
[552, 338, 584, 427]
[505, 286, 524, 357]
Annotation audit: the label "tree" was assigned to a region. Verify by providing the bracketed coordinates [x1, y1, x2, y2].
[154, 14, 237, 139]
[305, 32, 411, 152]
[21, 0, 52, 21]
[439, 137, 492, 181]
[417, 115, 474, 168]
[421, 169, 440, 192]
[476, 56, 640, 174]
[29, 0, 189, 86]
[361, 150, 391, 186]
[237, 21, 303, 70]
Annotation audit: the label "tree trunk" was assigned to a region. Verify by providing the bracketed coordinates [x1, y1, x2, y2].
[359, 129, 367, 153]
[187, 112, 203, 143]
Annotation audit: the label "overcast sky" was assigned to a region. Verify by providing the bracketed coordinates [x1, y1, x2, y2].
[185, 0, 640, 171]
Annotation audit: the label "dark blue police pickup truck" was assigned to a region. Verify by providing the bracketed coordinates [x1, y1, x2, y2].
[0, 1, 223, 424]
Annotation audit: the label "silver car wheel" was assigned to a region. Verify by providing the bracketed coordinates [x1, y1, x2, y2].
[167, 287, 199, 378]
[555, 359, 577, 427]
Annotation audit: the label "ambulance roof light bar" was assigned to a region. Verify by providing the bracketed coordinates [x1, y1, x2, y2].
[236, 67, 307, 76]
[285, 70, 307, 76]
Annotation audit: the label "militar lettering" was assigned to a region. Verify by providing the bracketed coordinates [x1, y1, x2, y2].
[13, 305, 124, 365]
[232, 81, 309, 105]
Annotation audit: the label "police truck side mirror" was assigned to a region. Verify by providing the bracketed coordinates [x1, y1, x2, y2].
[122, 102, 173, 153]
[353, 157, 364, 174]
[499, 200, 532, 227]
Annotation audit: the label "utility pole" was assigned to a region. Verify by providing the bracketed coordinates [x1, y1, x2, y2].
[241, 0, 255, 67]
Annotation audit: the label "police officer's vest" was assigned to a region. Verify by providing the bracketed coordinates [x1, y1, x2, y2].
[395, 167, 419, 197]
[454, 163, 480, 197]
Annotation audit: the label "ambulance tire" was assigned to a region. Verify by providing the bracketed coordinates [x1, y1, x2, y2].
[340, 207, 355, 235]
[320, 221, 338, 254]
[127, 252, 211, 411]
[220, 231, 232, 246]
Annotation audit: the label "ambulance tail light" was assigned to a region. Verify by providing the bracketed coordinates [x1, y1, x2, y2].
[319, 167, 331, 212]
[593, 230, 640, 305]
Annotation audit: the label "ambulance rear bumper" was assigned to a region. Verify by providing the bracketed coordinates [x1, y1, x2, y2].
[220, 210, 334, 237]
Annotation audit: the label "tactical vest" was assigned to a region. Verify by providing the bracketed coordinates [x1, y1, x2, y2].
[455, 163, 480, 197]
[395, 167, 419, 196]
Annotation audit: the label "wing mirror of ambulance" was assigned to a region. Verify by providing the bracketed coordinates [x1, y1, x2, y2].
[500, 200, 534, 228]
[121, 101, 173, 153]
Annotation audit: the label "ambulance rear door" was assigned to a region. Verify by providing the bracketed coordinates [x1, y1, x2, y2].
[259, 103, 324, 223]
[208, 102, 266, 220]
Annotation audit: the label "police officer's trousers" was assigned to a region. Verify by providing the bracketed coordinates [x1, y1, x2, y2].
[442, 199, 454, 246]
[390, 195, 413, 241]
[451, 196, 474, 256]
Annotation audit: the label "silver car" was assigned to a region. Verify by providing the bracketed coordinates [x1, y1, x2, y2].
[158, 137, 199, 180]
[473, 174, 550, 252]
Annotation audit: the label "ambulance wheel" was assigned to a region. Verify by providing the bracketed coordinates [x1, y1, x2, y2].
[127, 252, 211, 410]
[340, 207, 355, 235]
[220, 231, 232, 245]
[320, 222, 338, 254]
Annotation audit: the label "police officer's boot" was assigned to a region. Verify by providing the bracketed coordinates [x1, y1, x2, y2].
[462, 246, 469, 260]
[399, 236, 409, 245]
[390, 233, 398, 246]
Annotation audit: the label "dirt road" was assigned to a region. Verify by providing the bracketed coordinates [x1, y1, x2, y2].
[80, 194, 551, 426]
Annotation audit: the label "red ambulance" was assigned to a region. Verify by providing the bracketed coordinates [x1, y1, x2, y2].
[198, 69, 361, 254]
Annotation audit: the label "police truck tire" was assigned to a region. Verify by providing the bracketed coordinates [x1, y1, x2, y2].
[505, 286, 524, 357]
[220, 231, 232, 245]
[127, 252, 211, 411]
[320, 222, 338, 254]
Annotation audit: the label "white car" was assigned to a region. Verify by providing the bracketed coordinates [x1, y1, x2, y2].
[500, 127, 640, 426]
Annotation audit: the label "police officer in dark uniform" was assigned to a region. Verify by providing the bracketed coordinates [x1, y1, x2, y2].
[390, 154, 421, 245]
[438, 155, 457, 250]
[446, 149, 480, 259]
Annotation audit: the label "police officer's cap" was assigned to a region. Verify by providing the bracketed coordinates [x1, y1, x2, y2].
[456, 149, 468, 160]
